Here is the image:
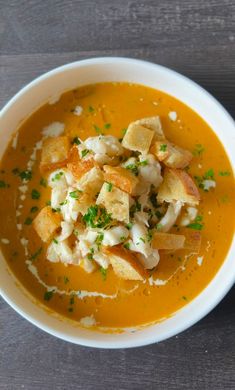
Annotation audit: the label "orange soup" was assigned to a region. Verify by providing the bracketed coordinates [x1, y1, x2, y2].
[0, 82, 234, 329]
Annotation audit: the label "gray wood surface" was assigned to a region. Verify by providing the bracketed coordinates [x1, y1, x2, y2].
[0, 0, 235, 389]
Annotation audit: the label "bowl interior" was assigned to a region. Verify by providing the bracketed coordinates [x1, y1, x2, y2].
[0, 57, 235, 348]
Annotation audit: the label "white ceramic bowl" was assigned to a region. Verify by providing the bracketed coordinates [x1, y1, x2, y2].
[0, 57, 235, 348]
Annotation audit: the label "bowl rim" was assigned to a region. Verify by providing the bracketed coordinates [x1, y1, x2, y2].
[0, 56, 235, 349]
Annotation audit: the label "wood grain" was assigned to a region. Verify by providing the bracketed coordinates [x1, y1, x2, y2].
[0, 0, 235, 389]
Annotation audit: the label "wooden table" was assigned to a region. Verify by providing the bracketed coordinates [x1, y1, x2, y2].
[1, 1, 235, 388]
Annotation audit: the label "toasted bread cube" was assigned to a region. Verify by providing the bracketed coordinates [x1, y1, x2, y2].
[33, 206, 61, 242]
[77, 167, 104, 197]
[134, 116, 165, 141]
[151, 141, 192, 168]
[40, 136, 70, 173]
[157, 168, 200, 206]
[103, 165, 138, 195]
[103, 245, 147, 281]
[96, 183, 130, 223]
[122, 123, 154, 154]
[67, 146, 96, 180]
[181, 229, 202, 253]
[152, 232, 185, 250]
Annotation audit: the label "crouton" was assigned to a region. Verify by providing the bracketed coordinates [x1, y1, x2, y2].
[181, 229, 202, 253]
[33, 206, 61, 242]
[67, 145, 96, 180]
[77, 192, 96, 215]
[77, 166, 104, 197]
[152, 232, 185, 250]
[151, 141, 193, 168]
[96, 183, 130, 223]
[103, 245, 147, 281]
[40, 136, 70, 173]
[103, 165, 138, 195]
[122, 123, 154, 154]
[134, 116, 165, 141]
[157, 168, 200, 206]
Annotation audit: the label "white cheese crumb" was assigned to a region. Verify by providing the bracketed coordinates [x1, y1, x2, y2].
[80, 315, 96, 327]
[148, 276, 167, 286]
[42, 122, 65, 138]
[20, 238, 28, 247]
[152, 101, 158, 106]
[197, 256, 204, 266]
[1, 238, 10, 244]
[12, 132, 19, 149]
[16, 210, 21, 217]
[17, 224, 22, 231]
[19, 185, 28, 194]
[19, 205, 23, 209]
[198, 163, 202, 169]
[73, 105, 83, 116]
[202, 180, 216, 191]
[168, 111, 177, 121]
[20, 194, 26, 201]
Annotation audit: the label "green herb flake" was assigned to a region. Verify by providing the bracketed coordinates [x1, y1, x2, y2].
[147, 231, 153, 242]
[95, 233, 104, 248]
[59, 200, 68, 206]
[30, 247, 42, 261]
[83, 205, 112, 229]
[12, 168, 20, 176]
[93, 125, 102, 134]
[31, 189, 40, 200]
[19, 170, 32, 181]
[46, 200, 51, 206]
[204, 168, 214, 180]
[40, 177, 47, 187]
[219, 170, 230, 177]
[106, 182, 113, 192]
[52, 172, 64, 182]
[53, 238, 58, 244]
[187, 222, 203, 231]
[123, 242, 130, 250]
[24, 217, 33, 225]
[81, 149, 90, 158]
[69, 190, 81, 199]
[70, 296, 75, 305]
[122, 128, 127, 136]
[150, 193, 159, 209]
[182, 296, 188, 301]
[30, 206, 39, 213]
[139, 160, 148, 166]
[64, 276, 69, 284]
[126, 223, 133, 230]
[125, 164, 139, 176]
[156, 223, 163, 231]
[72, 137, 81, 145]
[100, 267, 107, 281]
[44, 290, 54, 301]
[104, 123, 111, 129]
[160, 144, 167, 152]
[193, 144, 205, 156]
[139, 237, 145, 243]
[0, 180, 7, 188]
[88, 105, 95, 113]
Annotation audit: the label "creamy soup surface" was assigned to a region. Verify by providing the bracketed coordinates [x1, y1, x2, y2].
[0, 82, 234, 329]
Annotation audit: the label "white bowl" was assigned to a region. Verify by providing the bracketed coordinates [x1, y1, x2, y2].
[0, 57, 235, 348]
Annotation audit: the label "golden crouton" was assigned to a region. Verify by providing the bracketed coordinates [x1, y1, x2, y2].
[134, 116, 165, 141]
[181, 229, 202, 253]
[151, 141, 192, 168]
[157, 168, 200, 206]
[33, 206, 61, 243]
[77, 167, 104, 197]
[77, 193, 96, 215]
[122, 123, 154, 154]
[103, 245, 147, 281]
[67, 146, 96, 180]
[96, 183, 130, 223]
[40, 136, 70, 173]
[103, 165, 138, 195]
[152, 232, 185, 250]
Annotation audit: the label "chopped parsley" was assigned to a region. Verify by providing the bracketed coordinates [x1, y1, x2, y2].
[88, 105, 95, 113]
[87, 248, 94, 260]
[193, 144, 205, 156]
[122, 128, 127, 136]
[44, 290, 54, 301]
[219, 170, 230, 176]
[138, 160, 148, 166]
[160, 144, 167, 152]
[130, 200, 141, 218]
[182, 296, 188, 301]
[125, 164, 139, 176]
[95, 233, 104, 249]
[30, 247, 42, 261]
[147, 230, 153, 242]
[156, 223, 163, 231]
[155, 210, 163, 219]
[70, 296, 75, 305]
[194, 169, 215, 191]
[64, 276, 69, 284]
[126, 222, 133, 230]
[150, 193, 159, 209]
[24, 217, 33, 225]
[106, 182, 113, 192]
[104, 123, 111, 129]
[93, 125, 102, 134]
[0, 180, 7, 188]
[100, 267, 107, 281]
[46, 200, 51, 206]
[123, 242, 130, 250]
[69, 190, 81, 199]
[52, 172, 64, 182]
[139, 237, 146, 243]
[72, 137, 81, 145]
[81, 149, 90, 158]
[31, 189, 40, 200]
[59, 200, 68, 206]
[187, 222, 203, 230]
[19, 170, 32, 181]
[204, 168, 214, 180]
[53, 238, 58, 244]
[40, 177, 47, 187]
[83, 205, 112, 229]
